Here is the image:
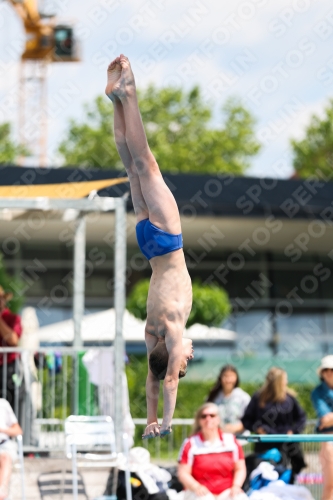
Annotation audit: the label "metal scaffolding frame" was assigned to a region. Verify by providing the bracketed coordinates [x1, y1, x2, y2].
[0, 196, 127, 451]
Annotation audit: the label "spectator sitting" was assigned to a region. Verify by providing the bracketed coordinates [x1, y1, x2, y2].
[241, 367, 306, 483]
[0, 397, 23, 500]
[0, 287, 23, 416]
[178, 403, 247, 500]
[206, 365, 250, 435]
[311, 355, 333, 500]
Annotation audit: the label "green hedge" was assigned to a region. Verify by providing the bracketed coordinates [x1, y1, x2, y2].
[126, 355, 317, 453]
[126, 356, 317, 420]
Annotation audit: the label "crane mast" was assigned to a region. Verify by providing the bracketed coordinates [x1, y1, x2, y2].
[7, 0, 79, 167]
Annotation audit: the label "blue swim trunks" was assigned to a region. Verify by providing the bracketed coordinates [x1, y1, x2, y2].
[136, 219, 183, 260]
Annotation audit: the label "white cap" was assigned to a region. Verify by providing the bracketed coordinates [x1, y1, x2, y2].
[317, 355, 333, 375]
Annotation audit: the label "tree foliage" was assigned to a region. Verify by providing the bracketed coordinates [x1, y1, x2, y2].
[58, 86, 260, 174]
[127, 278, 231, 328]
[188, 280, 231, 327]
[126, 279, 150, 322]
[291, 99, 333, 179]
[0, 123, 28, 165]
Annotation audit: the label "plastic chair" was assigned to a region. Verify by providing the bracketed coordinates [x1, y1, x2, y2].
[38, 469, 88, 499]
[65, 416, 119, 500]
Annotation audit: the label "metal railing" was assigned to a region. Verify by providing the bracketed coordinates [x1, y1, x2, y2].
[0, 348, 321, 448]
[0, 347, 102, 447]
[240, 433, 331, 500]
[0, 347, 196, 451]
[134, 419, 319, 458]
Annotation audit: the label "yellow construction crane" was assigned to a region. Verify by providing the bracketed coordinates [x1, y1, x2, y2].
[6, 0, 80, 166]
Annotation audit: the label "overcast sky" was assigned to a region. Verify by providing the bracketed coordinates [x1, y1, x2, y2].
[0, 0, 333, 177]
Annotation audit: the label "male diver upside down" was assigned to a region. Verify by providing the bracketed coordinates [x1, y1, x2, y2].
[105, 54, 193, 439]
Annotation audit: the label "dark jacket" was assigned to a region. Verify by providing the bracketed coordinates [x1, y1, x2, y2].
[241, 391, 306, 435]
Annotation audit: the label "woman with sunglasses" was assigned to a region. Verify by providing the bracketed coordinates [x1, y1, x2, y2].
[178, 403, 247, 500]
[311, 356, 333, 500]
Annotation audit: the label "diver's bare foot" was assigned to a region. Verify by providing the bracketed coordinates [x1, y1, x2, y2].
[105, 57, 122, 101]
[113, 54, 136, 100]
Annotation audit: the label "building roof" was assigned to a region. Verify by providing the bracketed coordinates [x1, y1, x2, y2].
[1, 165, 332, 219]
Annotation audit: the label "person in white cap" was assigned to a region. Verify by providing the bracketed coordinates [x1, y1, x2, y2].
[311, 355, 333, 500]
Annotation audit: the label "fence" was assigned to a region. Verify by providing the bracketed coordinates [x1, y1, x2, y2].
[240, 434, 332, 500]
[0, 347, 101, 447]
[0, 347, 321, 449]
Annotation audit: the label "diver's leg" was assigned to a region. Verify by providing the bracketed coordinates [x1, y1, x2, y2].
[106, 58, 148, 222]
[115, 55, 181, 234]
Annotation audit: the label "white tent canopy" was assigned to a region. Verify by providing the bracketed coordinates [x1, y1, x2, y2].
[186, 323, 236, 342]
[38, 308, 236, 344]
[38, 309, 144, 343]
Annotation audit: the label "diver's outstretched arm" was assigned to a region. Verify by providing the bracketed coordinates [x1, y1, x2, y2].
[143, 332, 160, 439]
[144, 371, 160, 439]
[160, 332, 183, 435]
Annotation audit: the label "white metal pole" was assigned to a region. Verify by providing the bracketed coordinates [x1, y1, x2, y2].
[17, 435, 26, 500]
[71, 442, 78, 500]
[73, 215, 86, 349]
[123, 432, 133, 500]
[39, 61, 48, 168]
[114, 197, 127, 452]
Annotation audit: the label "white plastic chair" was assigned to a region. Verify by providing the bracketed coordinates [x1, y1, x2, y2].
[65, 416, 119, 500]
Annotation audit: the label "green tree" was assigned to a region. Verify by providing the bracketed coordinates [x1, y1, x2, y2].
[127, 278, 231, 327]
[188, 280, 231, 327]
[291, 99, 333, 178]
[0, 254, 24, 313]
[58, 86, 260, 174]
[0, 123, 28, 164]
[126, 279, 150, 322]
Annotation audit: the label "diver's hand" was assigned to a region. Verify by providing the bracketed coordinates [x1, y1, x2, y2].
[142, 422, 160, 439]
[160, 423, 172, 437]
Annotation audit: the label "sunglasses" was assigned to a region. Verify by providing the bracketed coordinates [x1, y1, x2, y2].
[323, 368, 333, 372]
[200, 413, 218, 420]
